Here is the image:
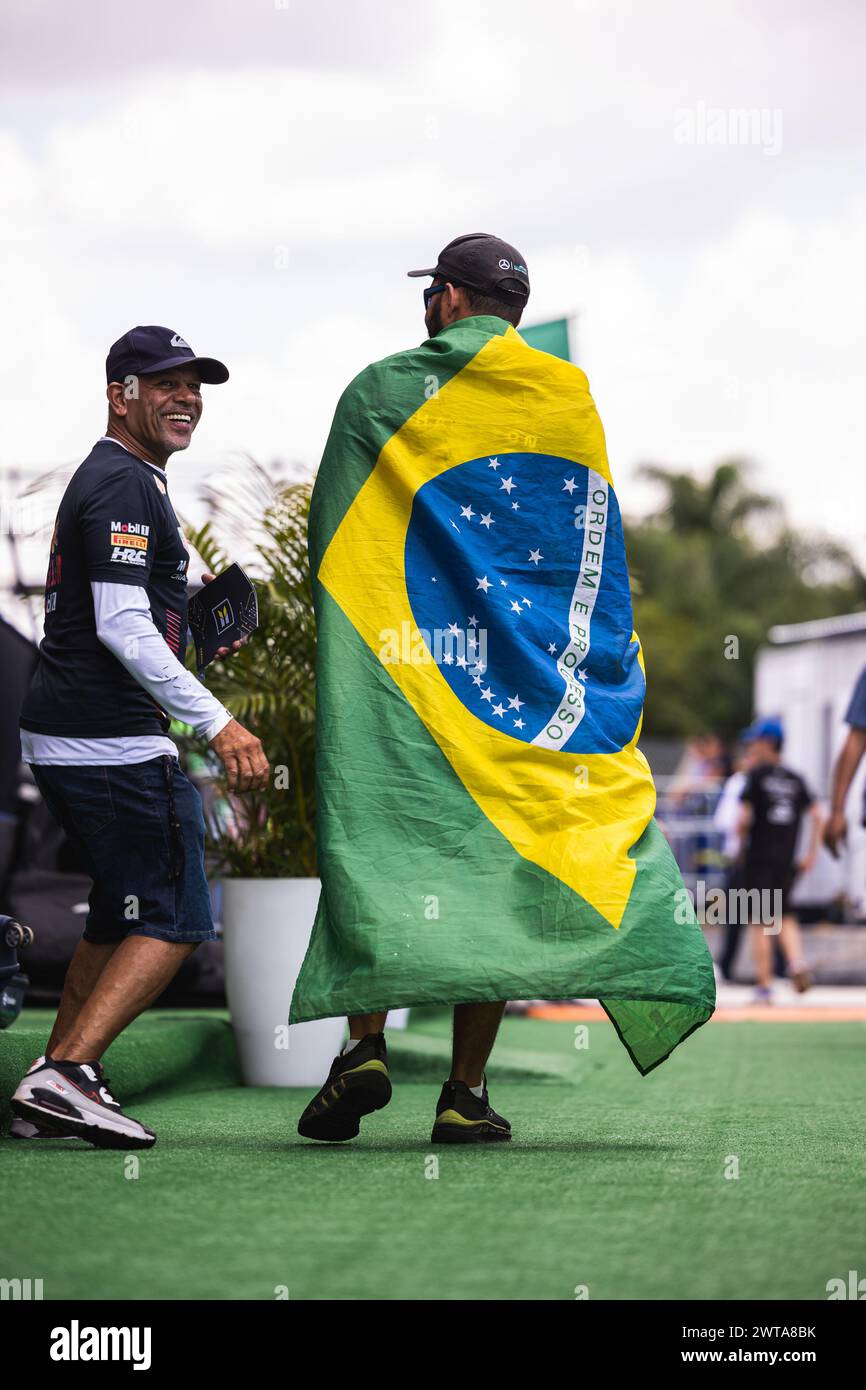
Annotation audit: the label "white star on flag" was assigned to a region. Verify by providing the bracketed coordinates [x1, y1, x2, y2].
[460, 504, 475, 521]
[508, 695, 524, 710]
[481, 687, 495, 702]
[510, 600, 522, 614]
[468, 615, 478, 626]
[528, 549, 543, 565]
[563, 478, 578, 494]
[521, 597, 532, 607]
[577, 668, 588, 683]
[447, 621, 461, 636]
[492, 703, 506, 717]
[472, 673, 484, 686]
[442, 652, 453, 665]
[511, 501, 520, 510]
[456, 655, 468, 668]
[547, 643, 557, 655]
[500, 477, 516, 494]
[476, 576, 492, 592]
[500, 578, 508, 587]
[480, 513, 494, 529]
[488, 457, 500, 469]
[514, 718, 525, 729]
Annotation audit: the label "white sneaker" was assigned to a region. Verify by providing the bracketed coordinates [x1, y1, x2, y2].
[11, 1059, 155, 1149]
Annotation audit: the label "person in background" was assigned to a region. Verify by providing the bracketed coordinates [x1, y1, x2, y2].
[712, 740, 758, 981]
[669, 733, 728, 808]
[737, 718, 824, 1002]
[824, 664, 866, 860]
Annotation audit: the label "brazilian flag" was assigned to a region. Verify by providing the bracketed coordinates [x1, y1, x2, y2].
[290, 316, 715, 1073]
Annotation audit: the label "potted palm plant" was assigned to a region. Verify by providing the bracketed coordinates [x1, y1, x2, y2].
[181, 463, 343, 1085]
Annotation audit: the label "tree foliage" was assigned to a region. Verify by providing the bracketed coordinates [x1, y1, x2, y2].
[626, 459, 866, 737]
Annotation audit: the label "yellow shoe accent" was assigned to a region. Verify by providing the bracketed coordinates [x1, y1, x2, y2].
[434, 1108, 508, 1131]
[345, 1058, 389, 1078]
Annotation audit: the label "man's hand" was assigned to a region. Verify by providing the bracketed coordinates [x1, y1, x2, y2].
[823, 810, 848, 859]
[210, 718, 269, 793]
[201, 572, 248, 659]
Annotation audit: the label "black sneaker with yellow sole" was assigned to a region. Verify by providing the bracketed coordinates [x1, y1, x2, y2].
[297, 1032, 392, 1142]
[431, 1078, 511, 1144]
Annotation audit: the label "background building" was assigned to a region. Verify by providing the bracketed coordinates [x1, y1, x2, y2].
[755, 612, 866, 915]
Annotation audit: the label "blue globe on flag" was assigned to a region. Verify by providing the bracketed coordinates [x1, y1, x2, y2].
[404, 452, 645, 754]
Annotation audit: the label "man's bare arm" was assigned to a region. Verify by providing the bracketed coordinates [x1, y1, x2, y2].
[798, 802, 824, 874]
[824, 728, 866, 858]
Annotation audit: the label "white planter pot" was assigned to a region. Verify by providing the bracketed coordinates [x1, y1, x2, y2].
[221, 877, 344, 1087]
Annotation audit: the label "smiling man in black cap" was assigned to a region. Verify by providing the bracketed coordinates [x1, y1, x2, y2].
[11, 327, 268, 1150]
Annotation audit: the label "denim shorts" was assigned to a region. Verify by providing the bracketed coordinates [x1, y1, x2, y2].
[30, 756, 216, 945]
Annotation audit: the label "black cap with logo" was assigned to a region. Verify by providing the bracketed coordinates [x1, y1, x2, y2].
[105, 326, 229, 385]
[408, 233, 530, 305]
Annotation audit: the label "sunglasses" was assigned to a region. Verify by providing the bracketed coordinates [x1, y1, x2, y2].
[422, 278, 469, 311]
[423, 283, 446, 310]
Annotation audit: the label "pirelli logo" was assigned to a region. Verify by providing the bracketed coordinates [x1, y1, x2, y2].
[110, 532, 148, 550]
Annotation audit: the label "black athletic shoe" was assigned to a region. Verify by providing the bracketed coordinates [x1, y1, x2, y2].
[297, 1032, 392, 1142]
[11, 1059, 156, 1150]
[431, 1078, 512, 1144]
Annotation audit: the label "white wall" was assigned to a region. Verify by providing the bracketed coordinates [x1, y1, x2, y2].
[754, 635, 866, 914]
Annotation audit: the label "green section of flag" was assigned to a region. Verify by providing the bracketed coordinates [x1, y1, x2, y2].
[307, 317, 510, 576]
[290, 315, 715, 1074]
[519, 317, 572, 361]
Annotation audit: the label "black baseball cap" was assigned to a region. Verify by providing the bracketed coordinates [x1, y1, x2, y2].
[408, 233, 530, 304]
[105, 326, 229, 385]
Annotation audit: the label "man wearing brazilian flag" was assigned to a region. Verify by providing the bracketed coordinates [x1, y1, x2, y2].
[293, 233, 715, 1145]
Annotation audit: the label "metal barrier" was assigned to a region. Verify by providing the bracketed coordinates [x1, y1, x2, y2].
[654, 776, 728, 896]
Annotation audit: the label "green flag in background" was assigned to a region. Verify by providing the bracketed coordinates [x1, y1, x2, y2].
[290, 315, 715, 1075]
[519, 316, 572, 361]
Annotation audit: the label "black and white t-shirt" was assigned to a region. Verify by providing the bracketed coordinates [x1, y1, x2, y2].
[740, 762, 815, 871]
[21, 438, 213, 740]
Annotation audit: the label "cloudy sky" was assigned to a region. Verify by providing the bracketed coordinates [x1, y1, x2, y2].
[1, 0, 864, 602]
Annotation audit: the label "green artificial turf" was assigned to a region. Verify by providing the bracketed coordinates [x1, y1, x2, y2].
[1, 1012, 864, 1301]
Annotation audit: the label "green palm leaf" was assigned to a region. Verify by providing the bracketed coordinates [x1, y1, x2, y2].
[177, 467, 318, 878]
